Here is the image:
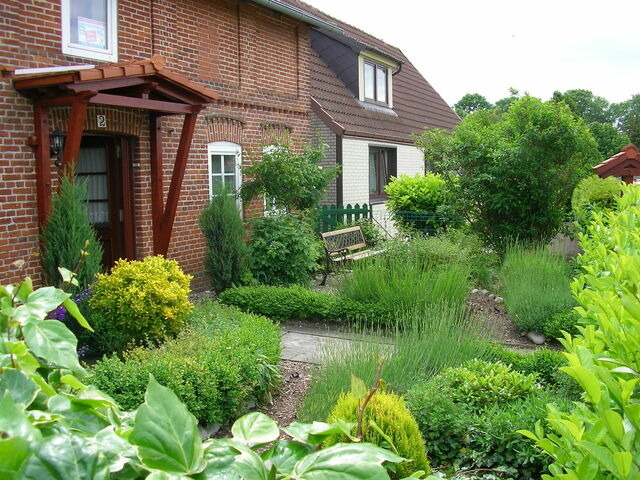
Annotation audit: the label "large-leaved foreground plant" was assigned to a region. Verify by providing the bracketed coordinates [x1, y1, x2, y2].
[0, 267, 409, 479]
[521, 185, 640, 479]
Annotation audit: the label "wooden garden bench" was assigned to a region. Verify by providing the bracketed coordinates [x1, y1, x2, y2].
[319, 226, 382, 285]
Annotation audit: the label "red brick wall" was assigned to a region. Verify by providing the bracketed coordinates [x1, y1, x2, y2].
[0, 0, 311, 290]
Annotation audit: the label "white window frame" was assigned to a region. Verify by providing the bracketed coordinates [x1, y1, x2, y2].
[61, 0, 119, 62]
[207, 141, 243, 212]
[358, 51, 396, 108]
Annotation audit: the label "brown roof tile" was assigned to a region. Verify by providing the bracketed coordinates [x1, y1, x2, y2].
[281, 0, 459, 143]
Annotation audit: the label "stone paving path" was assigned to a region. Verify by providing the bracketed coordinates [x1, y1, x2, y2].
[280, 321, 536, 364]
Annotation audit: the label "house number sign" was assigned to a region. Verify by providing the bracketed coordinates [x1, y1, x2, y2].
[97, 115, 107, 128]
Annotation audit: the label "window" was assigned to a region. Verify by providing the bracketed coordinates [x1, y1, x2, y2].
[369, 147, 397, 200]
[363, 61, 388, 104]
[61, 0, 118, 62]
[208, 142, 242, 209]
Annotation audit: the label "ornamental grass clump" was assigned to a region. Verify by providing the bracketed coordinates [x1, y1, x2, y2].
[298, 303, 489, 422]
[339, 245, 471, 320]
[90, 255, 193, 351]
[500, 243, 575, 333]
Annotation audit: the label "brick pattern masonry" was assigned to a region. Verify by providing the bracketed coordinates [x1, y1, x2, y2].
[0, 0, 312, 289]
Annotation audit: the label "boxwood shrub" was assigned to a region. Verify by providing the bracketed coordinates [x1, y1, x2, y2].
[218, 285, 389, 323]
[89, 302, 281, 426]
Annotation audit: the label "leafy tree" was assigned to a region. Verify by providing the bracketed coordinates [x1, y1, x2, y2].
[40, 171, 102, 292]
[587, 121, 630, 159]
[454, 93, 492, 118]
[200, 183, 248, 293]
[240, 143, 337, 212]
[612, 93, 640, 145]
[418, 96, 600, 250]
[494, 87, 522, 112]
[552, 89, 612, 123]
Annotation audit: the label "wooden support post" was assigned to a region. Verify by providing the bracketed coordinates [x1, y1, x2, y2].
[34, 105, 52, 226]
[156, 111, 199, 256]
[149, 113, 164, 254]
[60, 93, 95, 171]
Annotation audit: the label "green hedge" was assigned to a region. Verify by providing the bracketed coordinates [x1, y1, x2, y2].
[218, 285, 388, 323]
[89, 302, 281, 426]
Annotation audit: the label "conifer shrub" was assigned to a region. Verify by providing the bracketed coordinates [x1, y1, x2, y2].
[325, 391, 430, 478]
[200, 184, 248, 293]
[89, 255, 193, 351]
[40, 173, 103, 291]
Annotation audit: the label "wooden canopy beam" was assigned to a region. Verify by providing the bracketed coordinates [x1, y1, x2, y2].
[154, 111, 201, 256]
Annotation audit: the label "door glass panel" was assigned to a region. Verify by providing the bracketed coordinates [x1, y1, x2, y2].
[77, 146, 109, 225]
[87, 202, 109, 225]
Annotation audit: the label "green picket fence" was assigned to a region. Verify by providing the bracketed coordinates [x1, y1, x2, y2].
[316, 203, 371, 233]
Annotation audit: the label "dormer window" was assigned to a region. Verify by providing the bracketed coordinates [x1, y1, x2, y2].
[364, 61, 387, 104]
[358, 52, 396, 108]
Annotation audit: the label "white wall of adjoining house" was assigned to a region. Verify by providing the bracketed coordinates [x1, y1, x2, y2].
[342, 137, 424, 236]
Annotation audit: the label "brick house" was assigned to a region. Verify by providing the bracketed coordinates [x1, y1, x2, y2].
[282, 1, 459, 229]
[0, 0, 336, 289]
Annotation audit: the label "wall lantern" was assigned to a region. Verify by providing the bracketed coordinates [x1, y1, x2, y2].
[50, 130, 65, 167]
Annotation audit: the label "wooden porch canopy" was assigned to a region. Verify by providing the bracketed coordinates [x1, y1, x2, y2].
[12, 56, 218, 256]
[594, 144, 640, 184]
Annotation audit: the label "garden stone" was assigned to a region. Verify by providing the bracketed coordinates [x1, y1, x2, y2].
[481, 289, 489, 295]
[488, 294, 495, 300]
[471, 288, 479, 294]
[199, 423, 221, 440]
[495, 296, 504, 304]
[526, 331, 546, 345]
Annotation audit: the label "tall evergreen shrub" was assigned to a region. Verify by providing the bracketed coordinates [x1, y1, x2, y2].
[41, 172, 102, 291]
[199, 184, 248, 293]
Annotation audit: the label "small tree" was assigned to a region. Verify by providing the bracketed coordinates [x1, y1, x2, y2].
[41, 171, 102, 291]
[418, 96, 601, 250]
[240, 143, 337, 212]
[199, 184, 248, 293]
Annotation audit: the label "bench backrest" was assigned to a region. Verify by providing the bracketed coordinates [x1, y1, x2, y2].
[321, 226, 367, 253]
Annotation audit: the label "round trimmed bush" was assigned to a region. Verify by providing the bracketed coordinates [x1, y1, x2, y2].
[434, 359, 540, 411]
[90, 255, 193, 351]
[325, 391, 430, 478]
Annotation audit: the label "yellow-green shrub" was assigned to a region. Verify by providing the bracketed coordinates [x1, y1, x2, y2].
[325, 391, 430, 478]
[90, 255, 193, 351]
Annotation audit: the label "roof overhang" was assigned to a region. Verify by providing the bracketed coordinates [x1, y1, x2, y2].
[251, 0, 342, 33]
[11, 56, 218, 115]
[594, 144, 640, 179]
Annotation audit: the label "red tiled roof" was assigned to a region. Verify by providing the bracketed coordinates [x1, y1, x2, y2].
[281, 0, 460, 143]
[11, 56, 218, 102]
[594, 144, 640, 177]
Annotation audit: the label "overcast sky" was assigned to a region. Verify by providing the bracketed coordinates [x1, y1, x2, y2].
[303, 0, 640, 108]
